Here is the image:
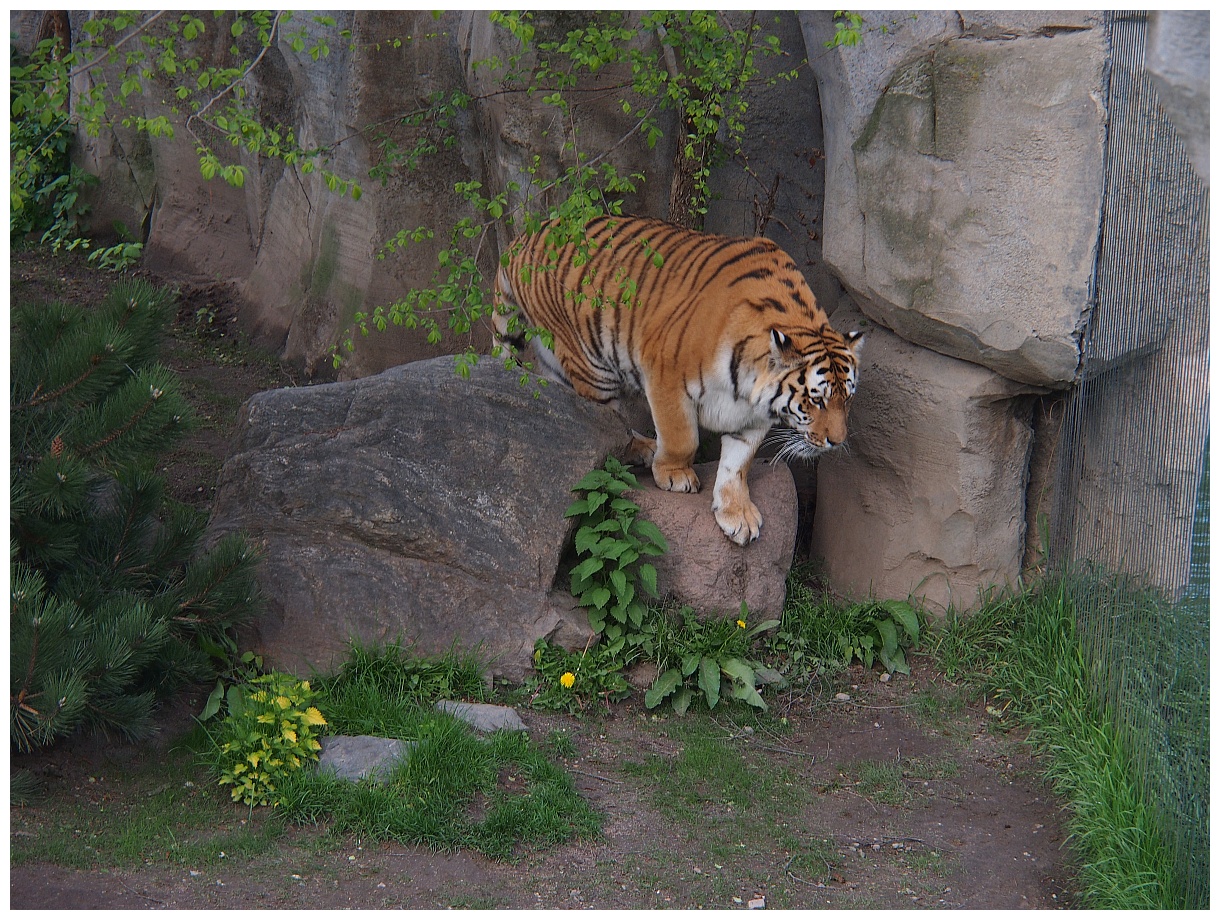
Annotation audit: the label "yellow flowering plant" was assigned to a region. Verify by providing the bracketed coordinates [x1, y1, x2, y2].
[211, 672, 328, 806]
[530, 639, 630, 714]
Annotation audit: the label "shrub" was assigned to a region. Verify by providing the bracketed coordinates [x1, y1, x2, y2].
[10, 280, 261, 751]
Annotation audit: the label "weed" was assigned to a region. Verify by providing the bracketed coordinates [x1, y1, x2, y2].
[852, 760, 910, 807]
[772, 566, 921, 676]
[545, 728, 578, 759]
[644, 603, 783, 714]
[565, 456, 667, 649]
[206, 672, 327, 806]
[529, 638, 631, 713]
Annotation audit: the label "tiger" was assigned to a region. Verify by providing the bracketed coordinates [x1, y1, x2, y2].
[491, 214, 863, 546]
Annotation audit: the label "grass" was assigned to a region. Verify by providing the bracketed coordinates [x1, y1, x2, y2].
[617, 715, 843, 907]
[927, 575, 1195, 909]
[266, 641, 600, 860]
[10, 733, 285, 870]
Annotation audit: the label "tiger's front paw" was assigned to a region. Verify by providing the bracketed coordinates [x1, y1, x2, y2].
[653, 463, 700, 493]
[713, 498, 763, 545]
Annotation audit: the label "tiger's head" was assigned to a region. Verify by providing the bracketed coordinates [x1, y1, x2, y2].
[762, 326, 863, 461]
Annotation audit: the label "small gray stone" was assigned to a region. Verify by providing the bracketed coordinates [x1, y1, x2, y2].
[435, 700, 526, 734]
[317, 735, 415, 783]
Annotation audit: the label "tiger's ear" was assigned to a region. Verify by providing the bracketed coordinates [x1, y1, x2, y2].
[770, 328, 798, 362]
[846, 329, 865, 352]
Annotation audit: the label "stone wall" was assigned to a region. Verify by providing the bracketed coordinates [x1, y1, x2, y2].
[19, 11, 1204, 616]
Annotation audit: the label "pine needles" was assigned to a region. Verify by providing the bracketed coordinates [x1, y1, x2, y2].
[10, 280, 262, 752]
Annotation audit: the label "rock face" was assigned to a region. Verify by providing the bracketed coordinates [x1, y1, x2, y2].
[1146, 10, 1210, 185]
[631, 461, 798, 620]
[810, 308, 1041, 612]
[801, 10, 1107, 387]
[207, 357, 631, 681]
[207, 357, 800, 678]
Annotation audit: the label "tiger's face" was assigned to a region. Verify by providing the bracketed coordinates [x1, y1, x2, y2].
[765, 327, 862, 461]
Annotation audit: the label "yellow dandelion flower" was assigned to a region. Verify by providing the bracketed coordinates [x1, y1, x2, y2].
[737, 618, 747, 629]
[560, 671, 576, 689]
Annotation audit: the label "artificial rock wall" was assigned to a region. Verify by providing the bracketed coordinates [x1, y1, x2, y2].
[17, 11, 1181, 613]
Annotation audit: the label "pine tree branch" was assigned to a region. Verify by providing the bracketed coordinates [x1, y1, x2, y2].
[77, 393, 157, 459]
[22, 362, 105, 410]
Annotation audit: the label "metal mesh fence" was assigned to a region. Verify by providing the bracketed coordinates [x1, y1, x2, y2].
[1048, 11, 1209, 908]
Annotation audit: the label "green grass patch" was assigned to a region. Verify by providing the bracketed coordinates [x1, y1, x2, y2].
[617, 714, 837, 908]
[268, 642, 600, 861]
[928, 575, 1194, 909]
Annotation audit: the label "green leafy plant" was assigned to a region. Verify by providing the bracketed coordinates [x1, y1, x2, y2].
[774, 569, 921, 676]
[565, 457, 668, 651]
[209, 671, 328, 807]
[825, 11, 865, 48]
[529, 639, 632, 713]
[87, 240, 144, 272]
[644, 603, 783, 714]
[837, 600, 921, 675]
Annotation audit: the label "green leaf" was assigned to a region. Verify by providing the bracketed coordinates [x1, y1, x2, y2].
[882, 600, 921, 643]
[574, 526, 601, 555]
[572, 469, 613, 492]
[672, 687, 693, 716]
[698, 657, 721, 709]
[638, 563, 659, 597]
[730, 682, 768, 710]
[200, 679, 225, 721]
[877, 618, 899, 657]
[645, 668, 682, 709]
[581, 585, 611, 611]
[745, 618, 781, 639]
[571, 556, 605, 582]
[720, 658, 756, 689]
[631, 519, 668, 552]
[680, 653, 700, 677]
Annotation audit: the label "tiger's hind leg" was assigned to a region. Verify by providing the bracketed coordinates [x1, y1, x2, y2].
[623, 430, 657, 467]
[712, 426, 769, 545]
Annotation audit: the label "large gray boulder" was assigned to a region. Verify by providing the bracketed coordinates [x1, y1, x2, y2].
[207, 357, 627, 681]
[801, 11, 1107, 387]
[207, 357, 802, 680]
[810, 307, 1042, 612]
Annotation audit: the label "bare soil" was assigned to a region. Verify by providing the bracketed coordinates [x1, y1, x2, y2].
[9, 249, 1077, 910]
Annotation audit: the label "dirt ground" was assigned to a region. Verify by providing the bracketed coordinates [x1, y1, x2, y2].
[9, 250, 1077, 909]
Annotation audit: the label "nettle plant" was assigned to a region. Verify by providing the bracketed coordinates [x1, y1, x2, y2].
[565, 457, 667, 653]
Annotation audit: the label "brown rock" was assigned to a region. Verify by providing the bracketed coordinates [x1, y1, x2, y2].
[631, 460, 798, 620]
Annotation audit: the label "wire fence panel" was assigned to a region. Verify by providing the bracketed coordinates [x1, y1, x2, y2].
[1047, 11, 1209, 909]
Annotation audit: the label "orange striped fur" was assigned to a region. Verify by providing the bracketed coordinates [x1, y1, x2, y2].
[493, 215, 862, 544]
